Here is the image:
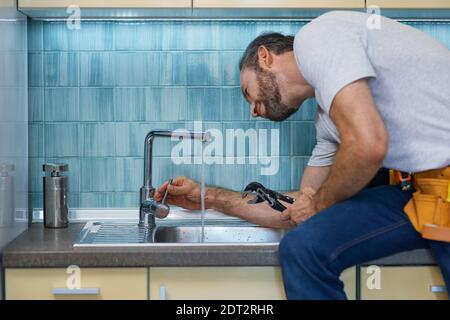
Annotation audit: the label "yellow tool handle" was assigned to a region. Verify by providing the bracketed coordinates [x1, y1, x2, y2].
[447, 181, 450, 202]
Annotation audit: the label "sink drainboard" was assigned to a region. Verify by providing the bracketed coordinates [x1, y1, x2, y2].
[74, 221, 154, 247]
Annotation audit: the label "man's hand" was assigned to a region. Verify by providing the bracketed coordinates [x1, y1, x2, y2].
[154, 176, 202, 210]
[280, 187, 317, 225]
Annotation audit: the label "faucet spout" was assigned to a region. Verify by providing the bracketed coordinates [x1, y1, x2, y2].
[139, 130, 210, 229]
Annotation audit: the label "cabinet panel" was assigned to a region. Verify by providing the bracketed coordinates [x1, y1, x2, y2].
[367, 1, 450, 9]
[361, 266, 448, 300]
[19, 0, 191, 8]
[194, 0, 365, 9]
[149, 266, 356, 300]
[5, 268, 147, 300]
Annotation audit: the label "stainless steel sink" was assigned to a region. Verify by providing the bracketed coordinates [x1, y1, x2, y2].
[154, 225, 284, 243]
[74, 220, 285, 247]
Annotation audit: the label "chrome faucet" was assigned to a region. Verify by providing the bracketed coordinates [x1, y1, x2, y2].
[139, 130, 210, 229]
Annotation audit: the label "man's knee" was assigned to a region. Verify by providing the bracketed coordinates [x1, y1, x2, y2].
[279, 207, 342, 266]
[279, 221, 321, 264]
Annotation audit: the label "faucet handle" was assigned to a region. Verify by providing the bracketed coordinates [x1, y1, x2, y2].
[154, 202, 170, 219]
[161, 178, 173, 205]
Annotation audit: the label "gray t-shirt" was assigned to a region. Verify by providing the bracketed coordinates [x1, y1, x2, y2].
[294, 11, 450, 172]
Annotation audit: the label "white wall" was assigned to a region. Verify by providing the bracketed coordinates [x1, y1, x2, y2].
[0, 0, 29, 299]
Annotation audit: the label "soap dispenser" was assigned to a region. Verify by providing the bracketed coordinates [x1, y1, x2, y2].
[0, 164, 15, 227]
[43, 163, 69, 228]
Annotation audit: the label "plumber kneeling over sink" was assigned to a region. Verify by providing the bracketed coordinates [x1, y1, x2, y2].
[154, 11, 450, 300]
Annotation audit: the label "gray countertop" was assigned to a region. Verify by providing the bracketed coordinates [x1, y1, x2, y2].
[1, 223, 436, 268]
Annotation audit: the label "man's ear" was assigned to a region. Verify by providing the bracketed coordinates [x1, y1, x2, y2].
[257, 45, 273, 69]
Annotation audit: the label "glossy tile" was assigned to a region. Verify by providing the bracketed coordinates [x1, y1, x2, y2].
[113, 87, 147, 121]
[79, 22, 114, 51]
[115, 158, 143, 192]
[187, 87, 221, 121]
[291, 156, 309, 190]
[79, 192, 114, 207]
[256, 121, 291, 156]
[44, 88, 79, 121]
[219, 21, 256, 50]
[160, 52, 187, 86]
[185, 23, 220, 50]
[28, 52, 43, 86]
[29, 157, 44, 193]
[160, 22, 186, 50]
[81, 123, 116, 157]
[79, 52, 115, 87]
[290, 122, 316, 156]
[80, 158, 116, 192]
[221, 87, 251, 121]
[28, 87, 44, 122]
[28, 124, 44, 157]
[43, 52, 79, 87]
[186, 52, 221, 86]
[147, 87, 187, 121]
[114, 22, 161, 50]
[113, 192, 140, 207]
[79, 88, 114, 121]
[43, 22, 79, 51]
[221, 51, 242, 86]
[288, 98, 317, 121]
[115, 122, 188, 157]
[28, 20, 43, 51]
[115, 52, 160, 86]
[44, 123, 79, 157]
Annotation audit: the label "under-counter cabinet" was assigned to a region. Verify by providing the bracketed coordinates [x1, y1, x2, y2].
[193, 0, 365, 8]
[366, 0, 450, 9]
[360, 266, 448, 300]
[5, 268, 148, 300]
[18, 0, 191, 9]
[149, 267, 356, 300]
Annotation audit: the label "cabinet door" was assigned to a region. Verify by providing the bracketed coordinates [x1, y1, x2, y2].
[366, 1, 450, 9]
[361, 266, 448, 300]
[193, 0, 365, 9]
[18, 0, 191, 8]
[5, 268, 148, 300]
[149, 266, 356, 300]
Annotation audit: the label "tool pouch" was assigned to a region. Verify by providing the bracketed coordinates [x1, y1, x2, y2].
[403, 167, 450, 242]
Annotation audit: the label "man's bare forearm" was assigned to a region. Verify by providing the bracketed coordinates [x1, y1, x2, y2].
[314, 145, 383, 211]
[300, 165, 331, 191]
[205, 187, 295, 229]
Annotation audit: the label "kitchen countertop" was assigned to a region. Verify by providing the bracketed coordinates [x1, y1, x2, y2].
[1, 223, 436, 268]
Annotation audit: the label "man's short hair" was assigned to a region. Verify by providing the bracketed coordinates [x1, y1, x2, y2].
[239, 32, 294, 71]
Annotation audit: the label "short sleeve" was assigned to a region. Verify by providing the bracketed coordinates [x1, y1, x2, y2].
[307, 137, 338, 167]
[294, 20, 376, 114]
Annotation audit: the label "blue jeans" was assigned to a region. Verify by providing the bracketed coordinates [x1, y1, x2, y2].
[279, 185, 450, 299]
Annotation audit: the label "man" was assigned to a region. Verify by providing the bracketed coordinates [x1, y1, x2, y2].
[154, 11, 450, 299]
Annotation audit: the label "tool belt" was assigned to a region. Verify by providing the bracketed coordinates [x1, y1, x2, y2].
[391, 167, 450, 243]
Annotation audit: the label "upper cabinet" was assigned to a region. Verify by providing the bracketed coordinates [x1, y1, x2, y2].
[18, 0, 192, 18]
[18, 0, 450, 18]
[193, 0, 365, 8]
[18, 0, 192, 8]
[366, 0, 450, 9]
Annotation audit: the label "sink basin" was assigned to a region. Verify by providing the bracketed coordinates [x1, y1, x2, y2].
[74, 220, 285, 247]
[154, 225, 285, 243]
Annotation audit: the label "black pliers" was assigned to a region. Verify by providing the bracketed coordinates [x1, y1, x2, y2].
[241, 182, 295, 212]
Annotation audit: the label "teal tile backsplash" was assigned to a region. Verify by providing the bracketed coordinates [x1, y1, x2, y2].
[27, 19, 450, 209]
